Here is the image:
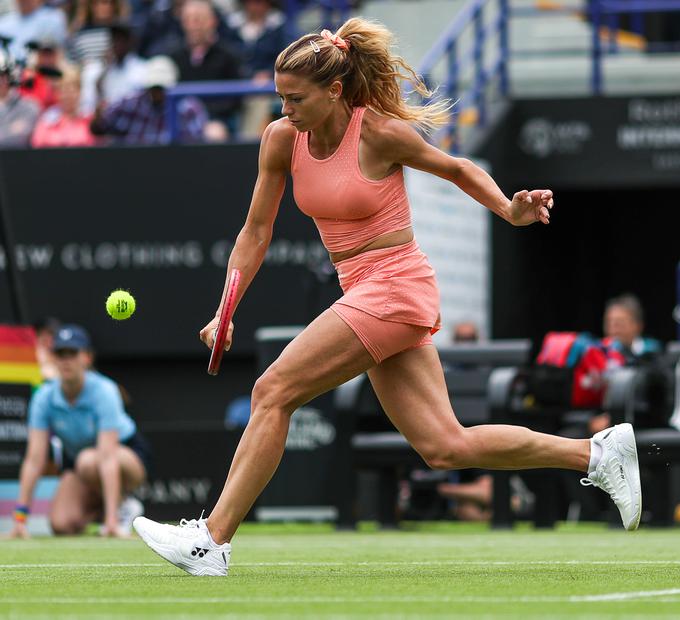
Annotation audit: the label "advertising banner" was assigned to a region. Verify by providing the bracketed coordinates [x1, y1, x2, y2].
[477, 96, 680, 189]
[0, 145, 340, 357]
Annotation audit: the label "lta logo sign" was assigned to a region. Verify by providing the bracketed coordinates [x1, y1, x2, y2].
[519, 118, 592, 158]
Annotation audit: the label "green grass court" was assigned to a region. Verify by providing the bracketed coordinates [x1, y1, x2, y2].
[2, 523, 680, 618]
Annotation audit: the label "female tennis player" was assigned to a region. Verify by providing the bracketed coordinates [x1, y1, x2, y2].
[134, 18, 641, 575]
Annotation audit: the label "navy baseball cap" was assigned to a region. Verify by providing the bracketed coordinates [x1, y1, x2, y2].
[52, 324, 92, 351]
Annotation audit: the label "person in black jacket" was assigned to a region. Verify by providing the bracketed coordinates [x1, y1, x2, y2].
[223, 0, 286, 137]
[170, 0, 241, 131]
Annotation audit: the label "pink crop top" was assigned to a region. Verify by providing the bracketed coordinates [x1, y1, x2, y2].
[290, 107, 412, 253]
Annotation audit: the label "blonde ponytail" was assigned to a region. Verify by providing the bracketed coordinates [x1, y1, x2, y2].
[275, 17, 450, 132]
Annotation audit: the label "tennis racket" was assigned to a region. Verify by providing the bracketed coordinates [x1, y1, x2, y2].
[207, 268, 241, 376]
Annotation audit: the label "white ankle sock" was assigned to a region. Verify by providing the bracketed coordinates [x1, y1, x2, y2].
[588, 440, 603, 474]
[204, 523, 220, 547]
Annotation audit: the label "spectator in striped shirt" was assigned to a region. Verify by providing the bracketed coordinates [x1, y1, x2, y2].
[80, 22, 148, 114]
[89, 54, 207, 143]
[68, 0, 129, 64]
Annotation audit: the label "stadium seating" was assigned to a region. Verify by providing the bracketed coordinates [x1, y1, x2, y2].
[605, 342, 680, 526]
[490, 342, 680, 528]
[333, 340, 531, 528]
[488, 364, 600, 528]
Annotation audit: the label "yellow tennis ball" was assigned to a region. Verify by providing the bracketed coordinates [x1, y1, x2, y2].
[106, 290, 136, 320]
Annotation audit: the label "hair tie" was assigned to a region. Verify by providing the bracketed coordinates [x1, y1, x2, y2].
[321, 29, 350, 52]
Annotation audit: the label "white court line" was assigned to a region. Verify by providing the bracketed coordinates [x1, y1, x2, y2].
[0, 563, 163, 568]
[353, 560, 680, 567]
[2, 559, 680, 569]
[573, 588, 680, 602]
[1, 593, 680, 605]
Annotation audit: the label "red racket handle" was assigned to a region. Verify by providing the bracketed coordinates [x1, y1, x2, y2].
[207, 268, 241, 376]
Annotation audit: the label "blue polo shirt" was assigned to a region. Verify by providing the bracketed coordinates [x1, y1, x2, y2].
[28, 371, 136, 460]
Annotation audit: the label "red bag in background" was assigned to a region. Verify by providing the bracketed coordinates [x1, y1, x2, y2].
[572, 344, 625, 408]
[533, 332, 625, 408]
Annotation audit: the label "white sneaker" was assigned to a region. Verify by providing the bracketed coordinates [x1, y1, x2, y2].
[118, 496, 144, 535]
[133, 515, 231, 576]
[580, 423, 642, 531]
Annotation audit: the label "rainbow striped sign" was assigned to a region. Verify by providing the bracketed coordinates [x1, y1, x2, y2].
[0, 325, 42, 387]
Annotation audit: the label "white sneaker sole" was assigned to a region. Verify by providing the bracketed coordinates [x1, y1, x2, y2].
[133, 517, 227, 577]
[613, 423, 642, 531]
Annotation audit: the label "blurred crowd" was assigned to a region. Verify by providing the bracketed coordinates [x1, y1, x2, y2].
[0, 0, 288, 147]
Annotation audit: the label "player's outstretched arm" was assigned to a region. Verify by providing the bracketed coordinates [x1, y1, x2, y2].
[378, 118, 553, 226]
[199, 119, 295, 349]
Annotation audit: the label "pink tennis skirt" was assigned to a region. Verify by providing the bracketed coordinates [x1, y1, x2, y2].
[331, 240, 441, 364]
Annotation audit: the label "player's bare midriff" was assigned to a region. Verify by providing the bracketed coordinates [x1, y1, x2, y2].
[328, 226, 414, 264]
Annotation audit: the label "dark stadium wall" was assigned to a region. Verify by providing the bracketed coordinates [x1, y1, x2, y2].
[477, 96, 680, 190]
[477, 95, 680, 346]
[0, 145, 341, 358]
[94, 356, 257, 519]
[94, 357, 257, 432]
[491, 188, 680, 346]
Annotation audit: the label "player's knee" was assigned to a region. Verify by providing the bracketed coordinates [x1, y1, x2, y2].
[420, 431, 472, 470]
[50, 515, 84, 535]
[74, 448, 99, 480]
[252, 366, 299, 414]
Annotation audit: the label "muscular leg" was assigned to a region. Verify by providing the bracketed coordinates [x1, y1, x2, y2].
[49, 472, 100, 535]
[368, 345, 590, 472]
[207, 309, 375, 543]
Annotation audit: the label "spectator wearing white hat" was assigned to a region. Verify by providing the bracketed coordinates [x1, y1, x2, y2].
[89, 53, 207, 143]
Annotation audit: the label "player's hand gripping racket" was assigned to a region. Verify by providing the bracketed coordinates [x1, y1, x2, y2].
[207, 268, 241, 376]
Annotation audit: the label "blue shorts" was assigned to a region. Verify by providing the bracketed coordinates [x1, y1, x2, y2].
[57, 431, 154, 478]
